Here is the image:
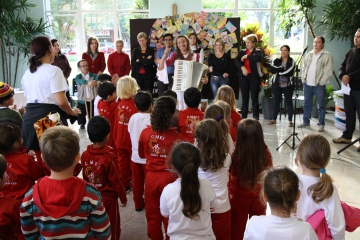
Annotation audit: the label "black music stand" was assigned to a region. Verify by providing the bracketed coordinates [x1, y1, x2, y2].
[337, 138, 360, 154]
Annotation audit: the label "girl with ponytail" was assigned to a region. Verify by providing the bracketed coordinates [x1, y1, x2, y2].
[138, 96, 182, 240]
[295, 134, 345, 240]
[160, 142, 218, 240]
[244, 166, 317, 239]
[194, 118, 231, 240]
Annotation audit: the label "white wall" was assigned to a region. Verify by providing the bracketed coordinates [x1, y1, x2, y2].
[149, 0, 202, 18]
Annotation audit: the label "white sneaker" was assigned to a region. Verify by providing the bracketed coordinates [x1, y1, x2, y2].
[318, 125, 324, 132]
[297, 123, 310, 128]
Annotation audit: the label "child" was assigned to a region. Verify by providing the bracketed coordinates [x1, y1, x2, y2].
[128, 91, 152, 211]
[230, 119, 273, 240]
[81, 116, 127, 240]
[244, 166, 318, 240]
[178, 87, 204, 143]
[97, 81, 118, 154]
[204, 104, 234, 154]
[163, 89, 179, 131]
[295, 134, 345, 240]
[113, 76, 139, 191]
[94, 73, 112, 116]
[214, 85, 241, 142]
[20, 126, 111, 239]
[138, 96, 182, 240]
[160, 142, 218, 240]
[0, 121, 44, 205]
[194, 119, 231, 240]
[0, 154, 22, 240]
[75, 59, 98, 129]
[0, 82, 23, 125]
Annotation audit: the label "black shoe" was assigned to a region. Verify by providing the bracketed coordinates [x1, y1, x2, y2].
[80, 124, 85, 129]
[135, 205, 145, 212]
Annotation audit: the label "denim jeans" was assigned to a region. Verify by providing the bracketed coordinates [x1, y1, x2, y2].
[210, 75, 229, 98]
[302, 83, 326, 125]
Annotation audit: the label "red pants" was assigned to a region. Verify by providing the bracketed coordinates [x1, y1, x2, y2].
[230, 194, 266, 240]
[104, 198, 121, 240]
[212, 210, 231, 240]
[145, 171, 177, 240]
[131, 161, 147, 210]
[116, 147, 132, 189]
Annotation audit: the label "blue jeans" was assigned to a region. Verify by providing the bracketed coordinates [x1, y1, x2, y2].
[303, 83, 326, 125]
[210, 75, 229, 98]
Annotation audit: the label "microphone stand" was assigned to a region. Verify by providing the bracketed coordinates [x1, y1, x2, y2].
[276, 47, 307, 150]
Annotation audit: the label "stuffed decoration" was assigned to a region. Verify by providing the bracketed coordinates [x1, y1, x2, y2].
[34, 112, 63, 140]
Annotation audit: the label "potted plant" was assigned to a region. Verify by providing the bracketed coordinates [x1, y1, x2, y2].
[261, 79, 274, 120]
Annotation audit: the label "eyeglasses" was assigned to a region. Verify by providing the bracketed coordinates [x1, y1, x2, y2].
[164, 39, 173, 41]
[80, 65, 88, 68]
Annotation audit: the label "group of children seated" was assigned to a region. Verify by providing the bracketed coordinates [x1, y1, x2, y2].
[0, 70, 356, 240]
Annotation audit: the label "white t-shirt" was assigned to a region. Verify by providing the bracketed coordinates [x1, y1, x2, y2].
[228, 133, 235, 154]
[160, 178, 218, 240]
[244, 215, 318, 240]
[197, 154, 231, 213]
[93, 95, 101, 116]
[306, 51, 322, 86]
[128, 112, 151, 164]
[297, 174, 345, 240]
[21, 64, 68, 104]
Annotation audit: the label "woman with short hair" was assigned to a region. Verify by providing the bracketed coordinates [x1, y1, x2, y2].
[107, 39, 131, 84]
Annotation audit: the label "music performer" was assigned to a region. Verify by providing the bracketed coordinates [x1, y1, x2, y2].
[158, 35, 208, 109]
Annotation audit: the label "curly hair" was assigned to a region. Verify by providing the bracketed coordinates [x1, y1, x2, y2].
[151, 96, 176, 133]
[194, 119, 228, 172]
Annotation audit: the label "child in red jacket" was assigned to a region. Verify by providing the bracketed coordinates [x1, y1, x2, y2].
[178, 87, 204, 143]
[82, 116, 127, 240]
[113, 76, 139, 191]
[97, 81, 118, 155]
[0, 154, 22, 240]
[0, 120, 44, 205]
[139, 96, 182, 240]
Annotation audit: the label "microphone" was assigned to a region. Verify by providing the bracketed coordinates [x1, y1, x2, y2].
[302, 45, 308, 55]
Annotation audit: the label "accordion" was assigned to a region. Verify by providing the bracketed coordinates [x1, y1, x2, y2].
[172, 60, 208, 91]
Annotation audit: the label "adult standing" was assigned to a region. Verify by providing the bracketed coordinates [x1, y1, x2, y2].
[298, 36, 333, 132]
[51, 39, 72, 103]
[131, 32, 156, 93]
[155, 33, 175, 95]
[82, 37, 106, 76]
[267, 45, 295, 127]
[208, 39, 230, 98]
[107, 39, 131, 85]
[21, 36, 81, 158]
[333, 29, 360, 152]
[234, 34, 263, 120]
[189, 33, 204, 63]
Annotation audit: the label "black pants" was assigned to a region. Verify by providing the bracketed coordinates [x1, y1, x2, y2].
[77, 100, 94, 125]
[157, 73, 174, 96]
[137, 74, 154, 94]
[342, 89, 360, 139]
[239, 74, 261, 119]
[272, 86, 294, 121]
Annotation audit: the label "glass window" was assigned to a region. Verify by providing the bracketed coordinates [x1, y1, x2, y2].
[239, 11, 270, 33]
[81, 0, 113, 11]
[203, 0, 235, 9]
[238, 0, 270, 9]
[48, 0, 78, 11]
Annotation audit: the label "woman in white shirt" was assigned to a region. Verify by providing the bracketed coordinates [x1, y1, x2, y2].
[21, 36, 80, 158]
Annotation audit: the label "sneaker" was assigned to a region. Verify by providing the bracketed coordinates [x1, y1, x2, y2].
[80, 124, 85, 129]
[332, 137, 351, 144]
[318, 125, 324, 132]
[297, 123, 310, 128]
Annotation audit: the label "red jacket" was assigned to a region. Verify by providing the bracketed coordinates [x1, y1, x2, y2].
[81, 144, 127, 203]
[230, 147, 272, 197]
[107, 51, 131, 77]
[113, 98, 138, 150]
[98, 99, 118, 151]
[0, 151, 44, 204]
[0, 193, 22, 240]
[138, 126, 182, 172]
[82, 52, 106, 74]
[178, 107, 204, 143]
[229, 109, 242, 142]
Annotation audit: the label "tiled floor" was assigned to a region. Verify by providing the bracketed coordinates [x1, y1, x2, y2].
[71, 110, 360, 240]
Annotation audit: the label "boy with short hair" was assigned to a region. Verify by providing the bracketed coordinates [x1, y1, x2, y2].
[82, 116, 127, 240]
[0, 82, 23, 125]
[0, 154, 22, 240]
[128, 91, 152, 211]
[178, 87, 204, 143]
[97, 81, 118, 154]
[20, 126, 111, 239]
[75, 59, 98, 129]
[163, 89, 179, 131]
[94, 73, 112, 116]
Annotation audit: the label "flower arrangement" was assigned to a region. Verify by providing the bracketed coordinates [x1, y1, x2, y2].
[239, 22, 276, 97]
